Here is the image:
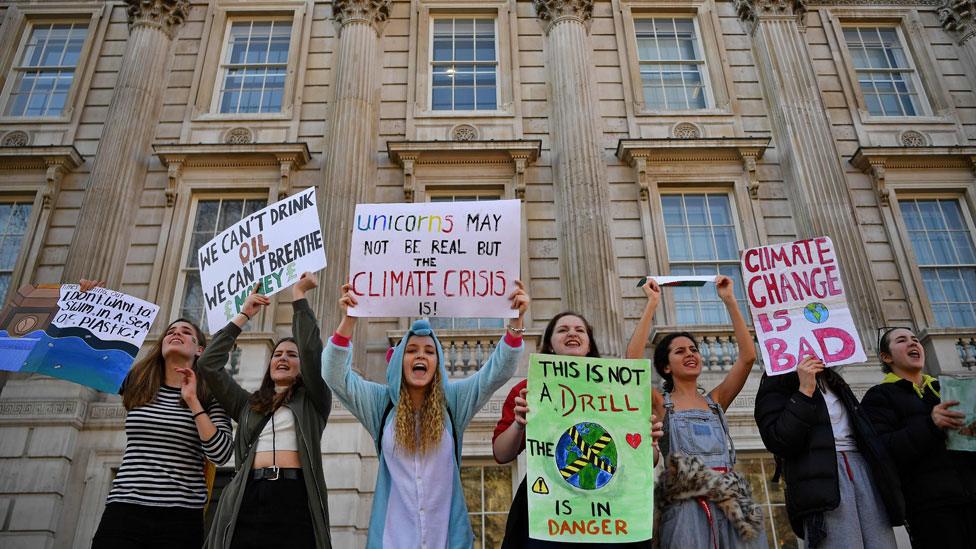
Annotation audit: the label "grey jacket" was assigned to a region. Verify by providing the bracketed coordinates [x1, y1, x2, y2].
[199, 298, 332, 549]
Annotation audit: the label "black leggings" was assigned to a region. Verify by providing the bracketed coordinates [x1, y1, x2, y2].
[229, 475, 316, 549]
[92, 502, 203, 549]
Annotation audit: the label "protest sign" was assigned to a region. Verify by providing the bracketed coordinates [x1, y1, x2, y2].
[525, 354, 653, 543]
[637, 275, 716, 288]
[0, 284, 159, 393]
[940, 376, 976, 452]
[741, 236, 866, 376]
[348, 199, 521, 318]
[197, 187, 326, 333]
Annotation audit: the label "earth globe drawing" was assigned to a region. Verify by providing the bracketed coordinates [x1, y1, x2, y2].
[554, 422, 618, 490]
[804, 302, 829, 324]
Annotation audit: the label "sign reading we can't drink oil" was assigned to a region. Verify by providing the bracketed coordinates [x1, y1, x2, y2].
[526, 354, 653, 543]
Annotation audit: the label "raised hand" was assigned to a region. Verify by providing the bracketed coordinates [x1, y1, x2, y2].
[715, 275, 735, 303]
[338, 283, 358, 313]
[241, 282, 271, 320]
[513, 386, 529, 427]
[292, 271, 318, 300]
[797, 356, 825, 397]
[174, 367, 200, 410]
[509, 280, 530, 320]
[79, 279, 105, 292]
[641, 278, 661, 311]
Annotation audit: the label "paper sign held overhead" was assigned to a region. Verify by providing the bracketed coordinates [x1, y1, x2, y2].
[348, 200, 521, 318]
[741, 236, 866, 376]
[196, 187, 327, 334]
[637, 275, 716, 288]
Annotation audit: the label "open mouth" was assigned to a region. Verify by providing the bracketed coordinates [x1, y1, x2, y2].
[274, 363, 291, 372]
[166, 336, 184, 345]
[564, 339, 581, 348]
[682, 360, 699, 369]
[907, 349, 921, 360]
[411, 362, 429, 375]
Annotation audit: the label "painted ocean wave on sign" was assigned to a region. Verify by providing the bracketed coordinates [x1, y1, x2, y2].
[0, 330, 132, 393]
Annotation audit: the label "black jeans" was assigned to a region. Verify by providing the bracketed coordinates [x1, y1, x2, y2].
[92, 502, 203, 549]
[229, 474, 316, 549]
[908, 503, 976, 549]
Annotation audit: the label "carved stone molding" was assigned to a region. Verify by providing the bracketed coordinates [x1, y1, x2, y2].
[0, 399, 87, 428]
[2, 130, 30, 147]
[851, 145, 976, 206]
[672, 122, 701, 139]
[533, 0, 594, 30]
[940, 0, 976, 44]
[451, 124, 479, 142]
[224, 127, 253, 145]
[735, 0, 807, 33]
[0, 146, 83, 209]
[899, 130, 927, 147]
[125, 0, 190, 38]
[332, 0, 391, 28]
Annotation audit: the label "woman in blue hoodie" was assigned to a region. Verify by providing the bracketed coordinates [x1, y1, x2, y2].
[322, 281, 530, 549]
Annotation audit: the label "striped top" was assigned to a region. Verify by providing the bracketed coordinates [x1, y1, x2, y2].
[107, 385, 234, 509]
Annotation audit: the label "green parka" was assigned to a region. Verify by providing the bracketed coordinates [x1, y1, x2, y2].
[199, 298, 332, 549]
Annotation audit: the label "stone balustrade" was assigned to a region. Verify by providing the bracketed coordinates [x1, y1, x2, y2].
[651, 327, 762, 373]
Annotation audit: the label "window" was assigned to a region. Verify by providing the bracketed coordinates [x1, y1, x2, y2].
[0, 201, 33, 303]
[739, 454, 798, 548]
[899, 198, 976, 327]
[180, 198, 267, 327]
[215, 20, 291, 114]
[4, 22, 88, 117]
[844, 26, 925, 117]
[461, 462, 512, 549]
[635, 18, 708, 111]
[426, 193, 505, 330]
[661, 193, 747, 324]
[431, 17, 497, 111]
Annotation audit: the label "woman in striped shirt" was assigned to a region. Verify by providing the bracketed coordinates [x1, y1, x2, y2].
[92, 312, 234, 549]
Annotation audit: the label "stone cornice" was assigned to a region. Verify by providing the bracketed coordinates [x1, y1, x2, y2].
[0, 145, 83, 171]
[533, 0, 594, 29]
[386, 140, 542, 166]
[735, 0, 806, 33]
[153, 142, 311, 169]
[940, 0, 976, 44]
[0, 399, 87, 428]
[850, 145, 976, 205]
[125, 0, 190, 38]
[332, 0, 391, 28]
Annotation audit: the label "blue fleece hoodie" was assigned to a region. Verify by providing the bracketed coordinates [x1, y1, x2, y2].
[322, 319, 522, 548]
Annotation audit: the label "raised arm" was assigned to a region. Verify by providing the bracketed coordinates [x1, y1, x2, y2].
[625, 279, 660, 360]
[291, 272, 331, 419]
[708, 275, 757, 410]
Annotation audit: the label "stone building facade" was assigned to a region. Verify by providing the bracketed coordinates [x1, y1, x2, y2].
[1, 0, 975, 547]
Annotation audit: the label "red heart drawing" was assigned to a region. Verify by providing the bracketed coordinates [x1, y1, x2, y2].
[626, 433, 641, 449]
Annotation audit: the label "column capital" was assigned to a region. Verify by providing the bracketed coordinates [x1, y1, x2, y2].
[533, 0, 593, 30]
[940, 0, 976, 45]
[125, 0, 189, 38]
[735, 0, 806, 33]
[332, 0, 391, 29]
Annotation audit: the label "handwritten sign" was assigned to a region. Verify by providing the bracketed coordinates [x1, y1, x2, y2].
[941, 376, 976, 452]
[526, 354, 653, 543]
[637, 275, 716, 288]
[348, 200, 521, 318]
[0, 284, 159, 393]
[197, 187, 326, 333]
[742, 236, 866, 376]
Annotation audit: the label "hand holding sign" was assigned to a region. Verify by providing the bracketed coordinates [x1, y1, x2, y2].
[509, 280, 530, 327]
[79, 279, 105, 293]
[932, 400, 966, 430]
[715, 275, 735, 303]
[639, 278, 661, 310]
[514, 386, 529, 427]
[292, 272, 318, 300]
[240, 283, 270, 322]
[796, 356, 825, 398]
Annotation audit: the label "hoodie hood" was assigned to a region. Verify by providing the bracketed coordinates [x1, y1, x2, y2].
[386, 319, 449, 405]
[882, 372, 940, 399]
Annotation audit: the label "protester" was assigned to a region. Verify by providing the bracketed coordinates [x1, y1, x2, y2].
[645, 275, 767, 548]
[861, 327, 976, 548]
[198, 273, 332, 549]
[322, 280, 529, 548]
[492, 280, 665, 548]
[90, 276, 233, 548]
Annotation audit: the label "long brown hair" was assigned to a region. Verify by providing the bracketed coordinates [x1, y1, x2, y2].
[122, 318, 209, 410]
[394, 365, 447, 456]
[248, 338, 304, 415]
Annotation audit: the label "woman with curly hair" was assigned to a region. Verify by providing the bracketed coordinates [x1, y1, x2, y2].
[322, 281, 529, 548]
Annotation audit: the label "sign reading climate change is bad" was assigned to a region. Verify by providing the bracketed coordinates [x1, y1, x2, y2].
[742, 236, 866, 376]
[197, 187, 326, 333]
[526, 354, 653, 543]
[348, 200, 521, 318]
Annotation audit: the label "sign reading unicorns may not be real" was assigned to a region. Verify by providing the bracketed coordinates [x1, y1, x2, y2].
[742, 236, 866, 376]
[197, 187, 327, 333]
[348, 200, 521, 318]
[526, 354, 653, 543]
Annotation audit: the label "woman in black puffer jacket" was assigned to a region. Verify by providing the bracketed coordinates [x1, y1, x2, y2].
[861, 328, 976, 549]
[755, 357, 904, 548]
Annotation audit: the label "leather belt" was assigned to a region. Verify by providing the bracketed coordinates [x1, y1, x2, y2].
[251, 467, 302, 481]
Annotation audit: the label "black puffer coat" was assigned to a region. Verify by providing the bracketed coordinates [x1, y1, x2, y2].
[755, 370, 904, 538]
[861, 378, 976, 516]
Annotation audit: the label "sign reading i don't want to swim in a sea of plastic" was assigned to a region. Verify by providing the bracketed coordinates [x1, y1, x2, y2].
[525, 353, 653, 543]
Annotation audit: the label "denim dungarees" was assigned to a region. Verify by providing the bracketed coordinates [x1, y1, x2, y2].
[658, 392, 767, 549]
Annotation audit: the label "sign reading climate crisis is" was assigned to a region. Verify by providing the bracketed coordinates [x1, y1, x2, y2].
[347, 200, 521, 318]
[525, 354, 653, 543]
[741, 236, 866, 375]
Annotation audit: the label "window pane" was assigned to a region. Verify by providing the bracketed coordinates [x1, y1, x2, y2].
[218, 20, 290, 114]
[430, 18, 497, 111]
[846, 26, 922, 117]
[5, 21, 88, 117]
[634, 18, 706, 111]
[0, 202, 34, 303]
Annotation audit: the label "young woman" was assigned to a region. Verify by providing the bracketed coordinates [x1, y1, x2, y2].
[322, 281, 529, 548]
[92, 311, 233, 548]
[645, 275, 767, 548]
[198, 273, 332, 549]
[861, 327, 976, 548]
[493, 280, 666, 548]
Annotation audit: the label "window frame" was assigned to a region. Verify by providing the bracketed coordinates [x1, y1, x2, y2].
[427, 15, 500, 114]
[632, 15, 714, 112]
[208, 17, 295, 117]
[0, 192, 44, 307]
[460, 459, 517, 549]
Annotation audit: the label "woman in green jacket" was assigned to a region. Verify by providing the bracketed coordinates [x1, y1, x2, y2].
[199, 272, 332, 549]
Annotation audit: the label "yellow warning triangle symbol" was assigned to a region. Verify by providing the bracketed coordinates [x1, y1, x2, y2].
[532, 477, 549, 495]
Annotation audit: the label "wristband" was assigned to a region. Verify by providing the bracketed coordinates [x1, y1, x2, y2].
[192, 410, 207, 419]
[241, 311, 251, 321]
[507, 324, 526, 334]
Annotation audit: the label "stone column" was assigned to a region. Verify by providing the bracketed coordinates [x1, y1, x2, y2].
[940, 0, 976, 74]
[534, 0, 624, 356]
[736, 0, 885, 345]
[315, 0, 390, 367]
[62, 0, 189, 286]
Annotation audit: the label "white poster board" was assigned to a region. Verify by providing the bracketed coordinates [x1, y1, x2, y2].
[197, 187, 327, 333]
[741, 236, 866, 376]
[348, 200, 521, 318]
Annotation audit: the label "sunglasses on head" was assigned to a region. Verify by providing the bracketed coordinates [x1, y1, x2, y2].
[876, 326, 914, 351]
